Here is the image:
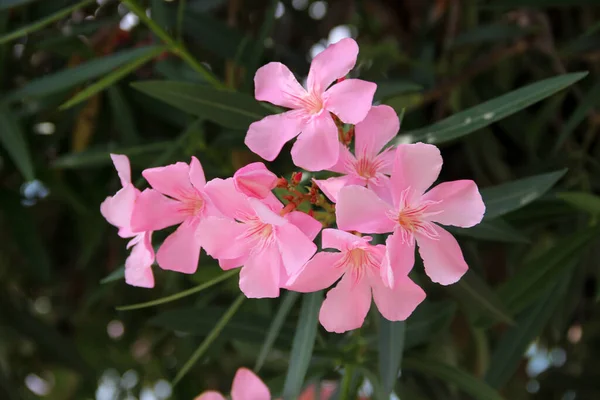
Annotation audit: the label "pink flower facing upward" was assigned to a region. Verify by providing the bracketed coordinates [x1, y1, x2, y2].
[315, 105, 399, 203]
[131, 157, 218, 274]
[245, 38, 377, 171]
[100, 154, 154, 288]
[287, 229, 425, 333]
[198, 177, 321, 298]
[336, 143, 486, 288]
[195, 368, 270, 400]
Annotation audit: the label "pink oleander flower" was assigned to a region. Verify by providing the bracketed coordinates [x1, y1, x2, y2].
[287, 229, 425, 333]
[233, 162, 278, 199]
[314, 105, 399, 203]
[336, 143, 486, 287]
[195, 368, 270, 400]
[131, 157, 219, 274]
[100, 154, 154, 288]
[198, 178, 321, 298]
[245, 38, 377, 171]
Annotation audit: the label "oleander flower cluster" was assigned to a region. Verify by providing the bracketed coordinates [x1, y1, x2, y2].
[101, 38, 485, 334]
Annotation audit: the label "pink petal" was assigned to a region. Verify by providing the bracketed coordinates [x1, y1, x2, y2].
[380, 230, 415, 288]
[420, 180, 485, 228]
[204, 178, 254, 219]
[100, 184, 137, 236]
[416, 224, 468, 285]
[219, 256, 246, 270]
[197, 217, 252, 260]
[233, 162, 278, 199]
[109, 153, 131, 186]
[275, 222, 317, 276]
[307, 38, 359, 94]
[142, 161, 194, 201]
[391, 143, 442, 205]
[156, 218, 202, 274]
[124, 232, 155, 288]
[371, 275, 426, 322]
[130, 189, 187, 232]
[195, 392, 226, 400]
[354, 105, 400, 158]
[249, 197, 287, 226]
[323, 79, 377, 124]
[321, 228, 367, 251]
[374, 147, 395, 175]
[254, 62, 307, 108]
[239, 244, 281, 298]
[189, 156, 207, 190]
[327, 143, 355, 174]
[314, 175, 360, 203]
[284, 211, 322, 241]
[336, 185, 395, 234]
[291, 113, 339, 171]
[319, 273, 371, 333]
[245, 111, 304, 162]
[286, 252, 344, 292]
[368, 175, 393, 205]
[231, 368, 270, 400]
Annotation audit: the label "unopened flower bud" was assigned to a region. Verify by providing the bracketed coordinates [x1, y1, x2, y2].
[233, 162, 278, 199]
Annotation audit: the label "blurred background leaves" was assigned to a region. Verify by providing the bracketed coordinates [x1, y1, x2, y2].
[1, 0, 600, 399]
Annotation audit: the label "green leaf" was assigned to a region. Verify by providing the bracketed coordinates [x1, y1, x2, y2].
[557, 192, 600, 215]
[255, 291, 299, 373]
[481, 169, 567, 219]
[378, 316, 406, 396]
[485, 280, 568, 389]
[452, 23, 533, 47]
[100, 266, 125, 284]
[405, 301, 456, 350]
[282, 291, 323, 399]
[400, 72, 587, 145]
[0, 107, 35, 180]
[59, 46, 166, 110]
[107, 87, 140, 145]
[449, 270, 514, 326]
[497, 227, 598, 316]
[3, 46, 163, 102]
[374, 80, 422, 101]
[174, 294, 245, 385]
[404, 357, 504, 400]
[451, 219, 529, 243]
[0, 0, 40, 11]
[52, 142, 171, 169]
[117, 269, 238, 310]
[0, 190, 52, 281]
[131, 81, 269, 130]
[0, 0, 94, 44]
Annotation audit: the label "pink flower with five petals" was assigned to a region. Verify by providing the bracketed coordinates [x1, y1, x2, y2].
[131, 157, 219, 274]
[287, 229, 425, 333]
[315, 105, 399, 203]
[245, 38, 377, 171]
[195, 368, 270, 400]
[198, 178, 321, 298]
[336, 143, 486, 288]
[100, 154, 155, 288]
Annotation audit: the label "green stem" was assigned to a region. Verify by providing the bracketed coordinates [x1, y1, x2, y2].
[339, 365, 354, 400]
[122, 0, 223, 88]
[0, 0, 95, 45]
[173, 293, 245, 385]
[176, 0, 186, 42]
[116, 269, 238, 311]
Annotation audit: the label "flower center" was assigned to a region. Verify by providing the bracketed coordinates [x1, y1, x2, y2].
[387, 188, 442, 243]
[354, 157, 378, 180]
[240, 216, 274, 249]
[181, 195, 205, 216]
[336, 247, 380, 285]
[301, 91, 324, 115]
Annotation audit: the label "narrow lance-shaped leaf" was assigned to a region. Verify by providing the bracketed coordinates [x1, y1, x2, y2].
[481, 169, 567, 219]
[378, 316, 406, 396]
[0, 107, 35, 181]
[556, 192, 600, 216]
[451, 219, 529, 244]
[282, 291, 323, 399]
[399, 72, 587, 145]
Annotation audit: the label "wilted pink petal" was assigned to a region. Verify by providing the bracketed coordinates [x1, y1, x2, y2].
[233, 162, 278, 199]
[245, 111, 304, 162]
[323, 79, 377, 124]
[417, 224, 468, 285]
[336, 185, 395, 233]
[371, 276, 426, 322]
[230, 368, 271, 400]
[319, 274, 371, 333]
[291, 113, 340, 171]
[254, 62, 306, 108]
[124, 232, 155, 288]
[307, 38, 359, 94]
[420, 180, 485, 228]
